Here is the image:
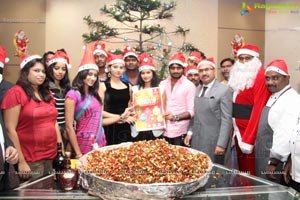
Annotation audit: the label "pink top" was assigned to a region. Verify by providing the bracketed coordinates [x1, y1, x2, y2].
[159, 76, 196, 138]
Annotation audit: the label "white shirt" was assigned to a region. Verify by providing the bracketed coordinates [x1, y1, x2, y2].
[289, 119, 300, 182]
[267, 85, 300, 162]
[198, 79, 215, 97]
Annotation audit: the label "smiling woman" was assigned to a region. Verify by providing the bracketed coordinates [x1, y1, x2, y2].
[1, 54, 63, 183]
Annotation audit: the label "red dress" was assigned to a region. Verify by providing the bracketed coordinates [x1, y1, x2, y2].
[233, 68, 271, 175]
[1, 85, 58, 162]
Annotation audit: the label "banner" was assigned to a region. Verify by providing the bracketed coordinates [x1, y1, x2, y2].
[132, 87, 165, 132]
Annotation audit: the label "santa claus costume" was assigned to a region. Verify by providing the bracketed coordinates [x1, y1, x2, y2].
[228, 44, 271, 175]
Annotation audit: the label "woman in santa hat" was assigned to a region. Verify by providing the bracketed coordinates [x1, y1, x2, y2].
[1, 54, 63, 182]
[99, 53, 136, 145]
[131, 52, 164, 141]
[46, 50, 71, 148]
[64, 43, 121, 158]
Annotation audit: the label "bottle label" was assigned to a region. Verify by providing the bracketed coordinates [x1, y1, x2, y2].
[63, 172, 75, 179]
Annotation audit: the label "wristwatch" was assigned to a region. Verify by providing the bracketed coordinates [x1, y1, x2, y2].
[174, 115, 180, 122]
[267, 160, 277, 166]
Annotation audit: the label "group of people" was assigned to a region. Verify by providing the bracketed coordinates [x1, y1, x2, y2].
[0, 41, 299, 193]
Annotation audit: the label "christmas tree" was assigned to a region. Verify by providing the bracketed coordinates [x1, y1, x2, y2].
[82, 0, 198, 80]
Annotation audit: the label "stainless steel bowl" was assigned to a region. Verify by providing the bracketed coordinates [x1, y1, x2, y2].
[77, 142, 213, 200]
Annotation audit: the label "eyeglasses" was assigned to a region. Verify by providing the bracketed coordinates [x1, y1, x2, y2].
[238, 56, 253, 62]
[198, 67, 214, 73]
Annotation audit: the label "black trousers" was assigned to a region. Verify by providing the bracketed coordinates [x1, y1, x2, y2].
[164, 135, 186, 146]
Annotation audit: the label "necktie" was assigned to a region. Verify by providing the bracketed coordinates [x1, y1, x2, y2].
[200, 86, 208, 97]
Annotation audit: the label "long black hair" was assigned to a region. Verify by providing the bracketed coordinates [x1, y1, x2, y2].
[72, 69, 102, 104]
[16, 58, 52, 102]
[137, 70, 159, 89]
[46, 62, 71, 95]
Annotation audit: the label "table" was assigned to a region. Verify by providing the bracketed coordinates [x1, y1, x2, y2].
[1, 164, 299, 199]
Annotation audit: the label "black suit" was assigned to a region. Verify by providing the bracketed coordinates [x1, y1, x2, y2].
[0, 80, 19, 191]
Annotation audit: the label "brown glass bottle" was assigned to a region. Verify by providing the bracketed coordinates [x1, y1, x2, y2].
[58, 152, 78, 191]
[53, 142, 64, 181]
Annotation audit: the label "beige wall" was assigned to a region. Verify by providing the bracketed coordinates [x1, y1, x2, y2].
[45, 0, 218, 80]
[218, 0, 265, 80]
[265, 0, 300, 91]
[0, 0, 46, 82]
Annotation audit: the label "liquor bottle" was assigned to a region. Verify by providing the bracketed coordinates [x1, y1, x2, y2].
[53, 142, 64, 181]
[58, 151, 78, 191]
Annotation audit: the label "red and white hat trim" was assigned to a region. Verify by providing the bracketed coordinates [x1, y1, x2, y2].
[93, 49, 107, 57]
[139, 65, 155, 72]
[185, 69, 198, 76]
[266, 66, 288, 76]
[47, 58, 72, 69]
[20, 55, 41, 69]
[123, 52, 139, 60]
[108, 59, 125, 66]
[198, 60, 216, 68]
[0, 58, 9, 68]
[237, 49, 259, 57]
[78, 64, 98, 72]
[168, 59, 188, 68]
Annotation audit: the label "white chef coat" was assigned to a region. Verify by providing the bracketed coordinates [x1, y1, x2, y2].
[267, 85, 300, 162]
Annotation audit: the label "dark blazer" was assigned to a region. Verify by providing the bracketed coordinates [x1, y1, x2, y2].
[0, 80, 19, 191]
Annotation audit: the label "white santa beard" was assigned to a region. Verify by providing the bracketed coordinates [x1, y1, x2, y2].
[228, 57, 262, 92]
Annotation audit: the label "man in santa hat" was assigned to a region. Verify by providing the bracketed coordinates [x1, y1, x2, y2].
[255, 59, 300, 183]
[93, 42, 108, 82]
[228, 44, 271, 175]
[160, 52, 196, 146]
[184, 57, 232, 164]
[187, 51, 206, 66]
[184, 65, 201, 87]
[121, 46, 139, 85]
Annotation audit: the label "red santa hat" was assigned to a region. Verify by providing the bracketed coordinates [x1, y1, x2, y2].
[168, 52, 188, 68]
[138, 52, 155, 72]
[237, 44, 259, 57]
[47, 50, 72, 68]
[107, 53, 125, 66]
[123, 46, 139, 60]
[184, 65, 198, 76]
[93, 41, 107, 57]
[266, 59, 288, 76]
[20, 54, 42, 69]
[198, 57, 216, 68]
[78, 43, 98, 72]
[188, 51, 202, 64]
[0, 45, 9, 68]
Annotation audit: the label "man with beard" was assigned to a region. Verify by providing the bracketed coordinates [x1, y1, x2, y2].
[255, 59, 300, 183]
[228, 44, 271, 175]
[184, 65, 201, 86]
[93, 42, 108, 82]
[184, 58, 232, 164]
[121, 46, 139, 85]
[160, 52, 196, 145]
